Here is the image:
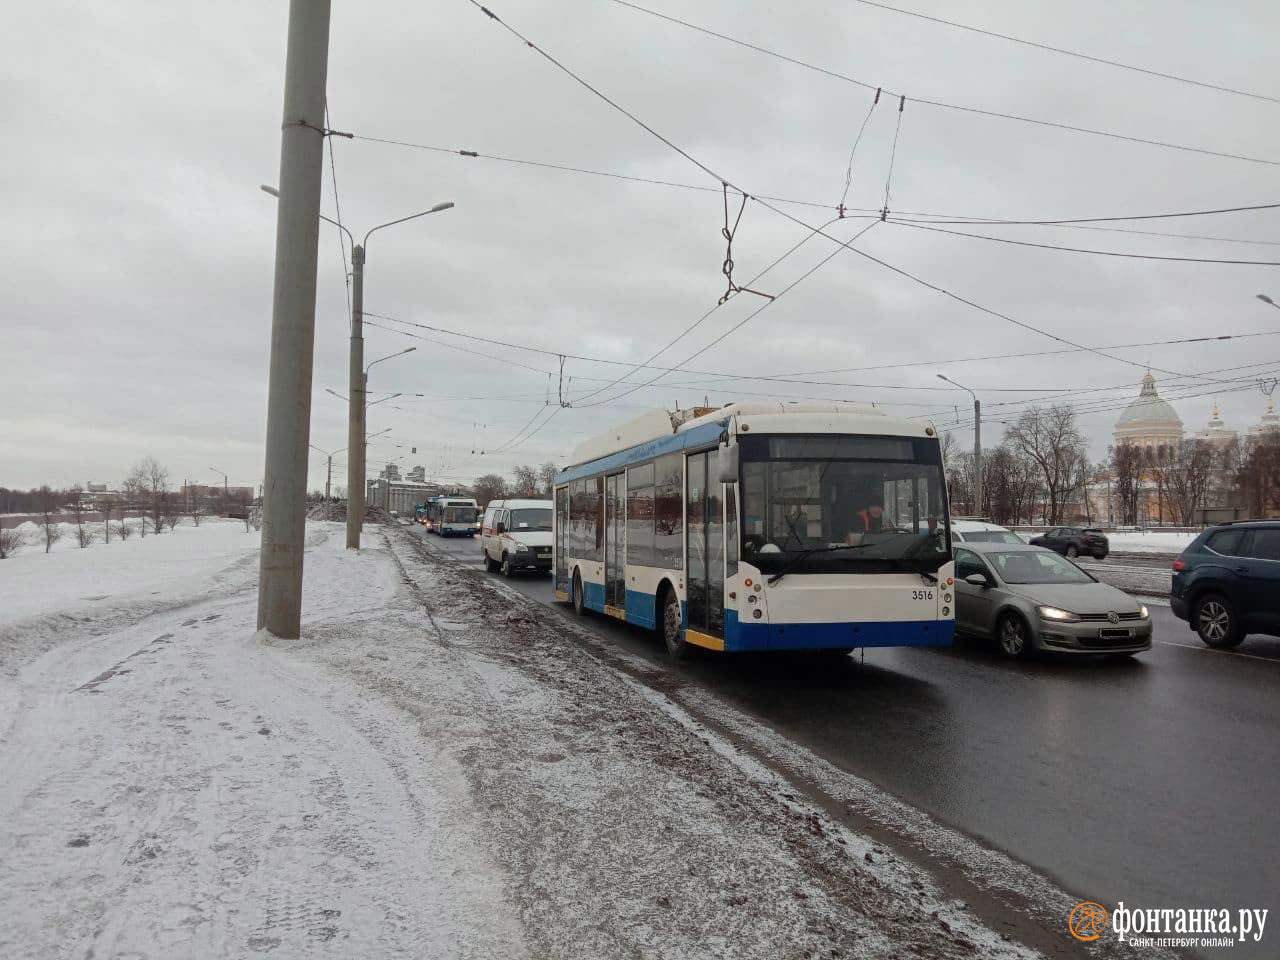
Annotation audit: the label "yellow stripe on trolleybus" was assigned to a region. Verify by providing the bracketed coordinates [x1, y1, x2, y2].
[684, 629, 724, 652]
[554, 589, 568, 602]
[604, 605, 626, 621]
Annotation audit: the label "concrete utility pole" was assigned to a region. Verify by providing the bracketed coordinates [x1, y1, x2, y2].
[257, 0, 332, 639]
[261, 191, 452, 553]
[347, 244, 366, 549]
[938, 374, 981, 516]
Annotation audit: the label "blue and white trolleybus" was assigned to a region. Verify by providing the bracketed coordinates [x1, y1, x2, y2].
[553, 403, 955, 656]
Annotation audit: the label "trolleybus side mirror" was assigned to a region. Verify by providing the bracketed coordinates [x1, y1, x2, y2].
[715, 444, 739, 484]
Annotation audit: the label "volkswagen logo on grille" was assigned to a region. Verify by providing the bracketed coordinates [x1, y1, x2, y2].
[1107, 611, 1120, 624]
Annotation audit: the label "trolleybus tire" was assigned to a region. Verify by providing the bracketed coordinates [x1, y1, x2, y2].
[572, 571, 587, 616]
[660, 588, 690, 659]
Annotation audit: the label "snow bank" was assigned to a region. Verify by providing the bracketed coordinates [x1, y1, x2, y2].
[1104, 531, 1197, 554]
[0, 519, 259, 627]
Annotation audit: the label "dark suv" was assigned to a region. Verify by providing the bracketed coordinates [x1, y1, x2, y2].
[1170, 521, 1280, 648]
[1029, 526, 1109, 560]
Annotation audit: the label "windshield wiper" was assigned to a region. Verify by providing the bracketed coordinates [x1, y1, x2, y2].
[767, 543, 873, 585]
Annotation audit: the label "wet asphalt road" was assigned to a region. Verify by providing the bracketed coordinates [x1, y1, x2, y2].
[416, 528, 1280, 955]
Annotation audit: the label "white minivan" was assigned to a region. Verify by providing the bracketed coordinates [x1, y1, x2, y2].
[480, 498, 554, 575]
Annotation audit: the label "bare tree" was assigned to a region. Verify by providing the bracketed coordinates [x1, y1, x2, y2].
[141, 456, 170, 535]
[1003, 406, 1086, 526]
[35, 486, 63, 553]
[189, 498, 205, 526]
[537, 461, 560, 496]
[1164, 439, 1215, 525]
[1111, 443, 1143, 526]
[162, 492, 180, 531]
[114, 520, 133, 541]
[67, 485, 94, 549]
[122, 466, 147, 538]
[511, 464, 539, 496]
[1239, 433, 1280, 518]
[0, 528, 24, 559]
[472, 473, 507, 506]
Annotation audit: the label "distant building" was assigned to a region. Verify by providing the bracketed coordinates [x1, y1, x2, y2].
[381, 463, 401, 481]
[406, 464, 426, 483]
[366, 478, 441, 515]
[1193, 405, 1239, 448]
[182, 483, 254, 504]
[1113, 372, 1184, 450]
[1248, 398, 1280, 438]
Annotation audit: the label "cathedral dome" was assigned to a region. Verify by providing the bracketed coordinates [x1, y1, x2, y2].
[1116, 373, 1182, 427]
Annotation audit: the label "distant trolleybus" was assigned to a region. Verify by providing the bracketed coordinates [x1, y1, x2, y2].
[552, 403, 954, 656]
[426, 496, 480, 537]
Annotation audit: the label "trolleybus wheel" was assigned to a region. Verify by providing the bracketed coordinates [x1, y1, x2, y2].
[661, 589, 690, 659]
[572, 571, 586, 616]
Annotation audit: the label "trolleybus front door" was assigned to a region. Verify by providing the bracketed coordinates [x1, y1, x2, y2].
[686, 451, 725, 641]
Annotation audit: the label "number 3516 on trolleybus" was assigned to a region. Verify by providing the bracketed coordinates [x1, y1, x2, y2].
[552, 402, 955, 657]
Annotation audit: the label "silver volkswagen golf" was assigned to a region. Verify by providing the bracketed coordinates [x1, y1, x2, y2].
[953, 542, 1152, 659]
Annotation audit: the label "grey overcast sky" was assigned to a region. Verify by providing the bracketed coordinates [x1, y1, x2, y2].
[3, 0, 1278, 492]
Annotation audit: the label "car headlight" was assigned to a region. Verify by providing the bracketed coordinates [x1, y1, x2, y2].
[1139, 605, 1149, 619]
[1037, 605, 1080, 623]
[514, 542, 528, 552]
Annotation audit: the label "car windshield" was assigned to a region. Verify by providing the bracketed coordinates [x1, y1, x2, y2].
[739, 433, 950, 575]
[509, 508, 552, 531]
[990, 550, 1093, 584]
[961, 530, 1023, 544]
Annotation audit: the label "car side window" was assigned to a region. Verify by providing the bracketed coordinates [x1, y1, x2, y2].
[955, 549, 988, 581]
[1245, 529, 1280, 561]
[1206, 529, 1245, 557]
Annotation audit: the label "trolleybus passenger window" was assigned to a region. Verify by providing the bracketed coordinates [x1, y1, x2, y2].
[654, 452, 684, 570]
[626, 462, 655, 566]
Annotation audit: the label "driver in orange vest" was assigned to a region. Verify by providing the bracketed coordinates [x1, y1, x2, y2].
[844, 492, 887, 543]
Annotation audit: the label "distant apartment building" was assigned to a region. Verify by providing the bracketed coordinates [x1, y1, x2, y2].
[407, 464, 426, 483]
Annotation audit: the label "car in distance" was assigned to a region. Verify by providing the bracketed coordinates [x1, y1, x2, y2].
[954, 542, 1150, 659]
[1170, 520, 1280, 649]
[951, 518, 1025, 545]
[480, 498, 554, 576]
[1029, 525, 1109, 559]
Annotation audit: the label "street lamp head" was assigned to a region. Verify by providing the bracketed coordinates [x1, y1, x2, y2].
[936, 373, 949, 383]
[260, 185, 280, 198]
[430, 202, 455, 213]
[1258, 293, 1275, 305]
[403, 347, 417, 354]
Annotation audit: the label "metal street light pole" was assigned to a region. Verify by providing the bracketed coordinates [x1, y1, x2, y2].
[257, 196, 451, 553]
[938, 374, 981, 516]
[210, 467, 229, 515]
[257, 0, 331, 639]
[308, 444, 347, 501]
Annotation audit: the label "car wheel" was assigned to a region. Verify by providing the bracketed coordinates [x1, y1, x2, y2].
[661, 589, 689, 658]
[572, 571, 586, 616]
[500, 553, 514, 577]
[1194, 593, 1243, 648]
[997, 613, 1032, 659]
[1065, 545, 1079, 558]
[484, 551, 497, 573]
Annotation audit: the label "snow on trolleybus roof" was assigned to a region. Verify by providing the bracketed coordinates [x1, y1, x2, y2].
[562, 402, 936, 476]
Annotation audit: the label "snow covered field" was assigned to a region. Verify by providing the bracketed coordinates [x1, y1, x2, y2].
[0, 520, 1157, 959]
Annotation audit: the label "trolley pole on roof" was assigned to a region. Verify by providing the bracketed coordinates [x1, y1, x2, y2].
[257, 0, 332, 639]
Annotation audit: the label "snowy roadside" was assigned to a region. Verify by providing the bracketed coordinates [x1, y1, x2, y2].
[0, 521, 1166, 958]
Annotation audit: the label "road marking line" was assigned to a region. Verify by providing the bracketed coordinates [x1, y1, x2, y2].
[1154, 639, 1280, 663]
